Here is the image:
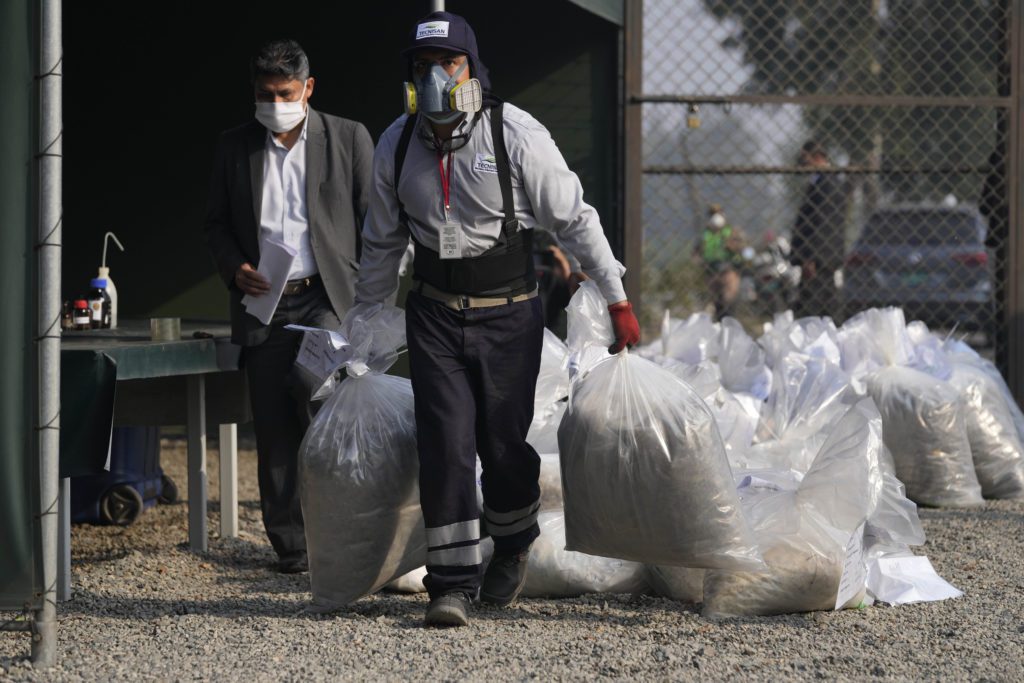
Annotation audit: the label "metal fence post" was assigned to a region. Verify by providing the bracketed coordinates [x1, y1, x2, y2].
[623, 0, 644, 309]
[1009, 0, 1024, 402]
[32, 0, 61, 668]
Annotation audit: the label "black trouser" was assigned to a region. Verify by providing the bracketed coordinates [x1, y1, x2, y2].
[244, 283, 339, 559]
[405, 290, 544, 599]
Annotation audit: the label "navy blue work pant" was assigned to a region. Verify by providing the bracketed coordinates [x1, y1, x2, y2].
[405, 290, 544, 599]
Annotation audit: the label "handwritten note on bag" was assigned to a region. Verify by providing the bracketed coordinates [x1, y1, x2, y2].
[285, 325, 353, 383]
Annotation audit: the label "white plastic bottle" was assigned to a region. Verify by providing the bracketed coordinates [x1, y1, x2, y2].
[97, 266, 118, 329]
[99, 232, 125, 329]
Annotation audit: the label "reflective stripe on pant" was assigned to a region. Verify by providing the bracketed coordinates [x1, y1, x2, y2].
[406, 289, 544, 599]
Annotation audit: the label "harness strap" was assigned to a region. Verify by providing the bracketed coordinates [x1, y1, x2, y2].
[393, 114, 418, 229]
[392, 107, 535, 295]
[490, 103, 517, 235]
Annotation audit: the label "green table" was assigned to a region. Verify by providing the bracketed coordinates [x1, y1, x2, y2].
[60, 321, 250, 598]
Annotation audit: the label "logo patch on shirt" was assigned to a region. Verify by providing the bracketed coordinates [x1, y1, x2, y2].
[416, 21, 450, 39]
[474, 153, 498, 174]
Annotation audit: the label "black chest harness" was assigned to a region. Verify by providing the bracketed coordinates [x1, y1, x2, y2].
[393, 104, 536, 296]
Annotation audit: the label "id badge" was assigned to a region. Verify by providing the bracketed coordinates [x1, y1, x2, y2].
[438, 218, 463, 260]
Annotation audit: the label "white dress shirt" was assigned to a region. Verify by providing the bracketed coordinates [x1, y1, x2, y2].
[259, 116, 318, 279]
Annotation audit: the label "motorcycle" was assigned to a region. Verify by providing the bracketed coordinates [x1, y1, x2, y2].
[743, 234, 802, 317]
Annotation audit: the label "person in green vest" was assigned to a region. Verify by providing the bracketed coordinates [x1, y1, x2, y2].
[694, 204, 746, 320]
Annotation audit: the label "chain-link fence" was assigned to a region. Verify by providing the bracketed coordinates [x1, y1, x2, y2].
[636, 0, 1013, 366]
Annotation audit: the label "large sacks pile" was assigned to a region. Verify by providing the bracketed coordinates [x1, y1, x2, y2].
[947, 358, 1024, 499]
[642, 307, 957, 616]
[300, 294, 998, 617]
[840, 309, 984, 507]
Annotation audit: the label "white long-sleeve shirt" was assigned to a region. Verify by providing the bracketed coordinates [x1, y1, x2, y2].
[354, 104, 627, 304]
[258, 117, 318, 279]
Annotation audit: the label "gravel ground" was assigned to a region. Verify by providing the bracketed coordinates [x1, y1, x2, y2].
[2, 436, 1023, 682]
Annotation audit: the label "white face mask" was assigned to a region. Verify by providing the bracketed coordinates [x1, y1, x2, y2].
[254, 81, 308, 133]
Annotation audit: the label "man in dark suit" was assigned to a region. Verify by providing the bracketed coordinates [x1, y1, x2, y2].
[205, 39, 373, 573]
[791, 140, 847, 319]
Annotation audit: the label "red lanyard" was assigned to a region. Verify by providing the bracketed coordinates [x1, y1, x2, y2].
[437, 150, 453, 215]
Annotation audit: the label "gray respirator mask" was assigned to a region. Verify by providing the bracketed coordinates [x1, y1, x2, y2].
[403, 61, 483, 124]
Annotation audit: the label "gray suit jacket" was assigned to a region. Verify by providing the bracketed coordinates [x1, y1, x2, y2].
[204, 108, 374, 345]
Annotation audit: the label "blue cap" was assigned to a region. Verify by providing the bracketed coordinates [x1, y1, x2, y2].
[91, 278, 107, 288]
[403, 11, 491, 91]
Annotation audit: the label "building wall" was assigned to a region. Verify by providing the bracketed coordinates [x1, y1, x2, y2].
[62, 1, 620, 319]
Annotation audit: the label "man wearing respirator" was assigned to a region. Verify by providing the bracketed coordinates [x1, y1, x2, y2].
[350, 11, 640, 627]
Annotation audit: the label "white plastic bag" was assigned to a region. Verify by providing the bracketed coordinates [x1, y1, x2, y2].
[537, 452, 564, 511]
[864, 445, 926, 548]
[759, 314, 841, 367]
[837, 308, 916, 380]
[528, 329, 569, 456]
[522, 511, 648, 598]
[703, 398, 883, 617]
[534, 328, 571, 415]
[646, 565, 704, 603]
[866, 366, 983, 508]
[660, 311, 720, 365]
[838, 308, 983, 508]
[527, 401, 566, 456]
[558, 283, 763, 570]
[945, 354, 1024, 499]
[385, 567, 427, 593]
[300, 305, 426, 611]
[906, 322, 1024, 498]
[718, 318, 772, 400]
[741, 352, 854, 473]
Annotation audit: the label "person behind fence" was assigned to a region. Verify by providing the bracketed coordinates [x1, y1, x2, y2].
[694, 204, 746, 321]
[204, 39, 374, 574]
[349, 10, 640, 627]
[791, 140, 846, 318]
[980, 146, 1008, 375]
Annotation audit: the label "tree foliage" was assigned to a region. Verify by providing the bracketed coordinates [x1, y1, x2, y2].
[701, 0, 1006, 201]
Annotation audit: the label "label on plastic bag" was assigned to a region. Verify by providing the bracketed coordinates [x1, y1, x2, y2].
[287, 325, 352, 381]
[835, 521, 867, 610]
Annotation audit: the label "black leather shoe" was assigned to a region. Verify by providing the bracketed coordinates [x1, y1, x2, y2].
[423, 592, 472, 627]
[481, 548, 530, 606]
[277, 552, 308, 574]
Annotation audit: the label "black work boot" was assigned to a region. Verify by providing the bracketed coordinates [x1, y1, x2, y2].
[480, 548, 530, 606]
[423, 592, 472, 628]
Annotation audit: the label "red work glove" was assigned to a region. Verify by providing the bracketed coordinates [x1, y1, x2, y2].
[608, 301, 641, 354]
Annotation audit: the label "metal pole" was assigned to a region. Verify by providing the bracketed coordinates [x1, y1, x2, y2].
[187, 375, 208, 552]
[32, 0, 61, 668]
[430, 0, 444, 12]
[1008, 0, 1024, 401]
[623, 0, 644, 309]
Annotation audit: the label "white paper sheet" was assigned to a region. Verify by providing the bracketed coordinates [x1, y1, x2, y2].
[285, 324, 352, 381]
[835, 522, 867, 609]
[241, 239, 297, 325]
[866, 554, 963, 605]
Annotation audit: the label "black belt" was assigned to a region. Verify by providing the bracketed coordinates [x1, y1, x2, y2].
[281, 274, 321, 296]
